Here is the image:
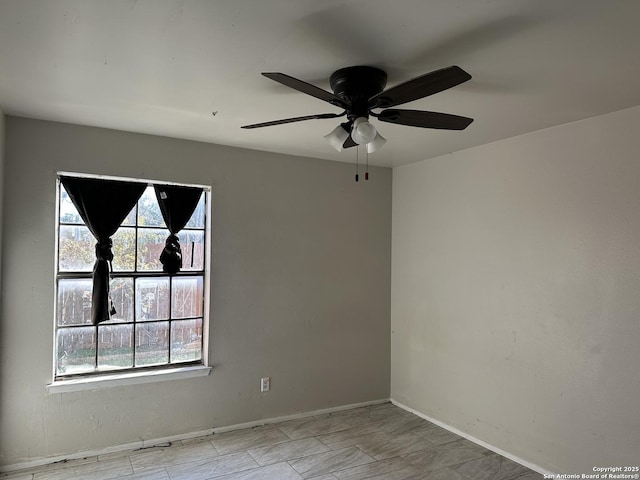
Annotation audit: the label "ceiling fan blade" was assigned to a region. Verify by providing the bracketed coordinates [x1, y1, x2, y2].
[377, 109, 473, 130]
[262, 73, 350, 109]
[343, 135, 358, 149]
[241, 112, 344, 129]
[369, 66, 471, 109]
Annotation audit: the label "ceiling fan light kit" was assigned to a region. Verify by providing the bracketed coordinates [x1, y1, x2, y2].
[242, 64, 474, 178]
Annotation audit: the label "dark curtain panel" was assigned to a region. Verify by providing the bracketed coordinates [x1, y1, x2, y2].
[60, 177, 146, 325]
[154, 185, 203, 274]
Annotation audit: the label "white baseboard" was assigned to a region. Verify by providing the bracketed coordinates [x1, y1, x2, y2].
[391, 399, 555, 477]
[0, 398, 390, 474]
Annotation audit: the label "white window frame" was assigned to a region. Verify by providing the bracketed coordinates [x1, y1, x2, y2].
[48, 172, 212, 393]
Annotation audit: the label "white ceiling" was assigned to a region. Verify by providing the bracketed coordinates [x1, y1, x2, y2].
[1, 0, 639, 167]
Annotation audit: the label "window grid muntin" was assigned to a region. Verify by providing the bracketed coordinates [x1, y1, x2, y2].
[55, 180, 206, 380]
[57, 225, 204, 274]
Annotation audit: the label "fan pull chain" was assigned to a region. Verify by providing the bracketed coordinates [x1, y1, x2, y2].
[355, 145, 359, 182]
[365, 149, 369, 181]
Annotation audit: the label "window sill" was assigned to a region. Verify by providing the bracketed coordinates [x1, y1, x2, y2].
[47, 365, 212, 394]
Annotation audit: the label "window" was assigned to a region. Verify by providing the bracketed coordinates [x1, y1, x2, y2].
[54, 174, 210, 380]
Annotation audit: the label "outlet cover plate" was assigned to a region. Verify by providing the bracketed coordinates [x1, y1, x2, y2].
[261, 377, 270, 392]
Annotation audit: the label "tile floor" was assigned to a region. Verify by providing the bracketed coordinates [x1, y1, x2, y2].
[1, 403, 543, 480]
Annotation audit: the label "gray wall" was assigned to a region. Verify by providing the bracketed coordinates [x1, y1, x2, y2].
[0, 117, 392, 466]
[0, 107, 4, 304]
[391, 105, 640, 473]
[0, 106, 4, 262]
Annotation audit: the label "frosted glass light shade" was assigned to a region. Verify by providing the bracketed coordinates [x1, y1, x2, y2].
[367, 132, 387, 153]
[324, 124, 350, 151]
[351, 117, 377, 144]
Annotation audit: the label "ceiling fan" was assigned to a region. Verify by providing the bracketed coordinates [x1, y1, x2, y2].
[241, 65, 474, 153]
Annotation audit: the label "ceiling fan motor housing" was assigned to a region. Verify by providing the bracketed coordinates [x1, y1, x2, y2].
[330, 66, 387, 120]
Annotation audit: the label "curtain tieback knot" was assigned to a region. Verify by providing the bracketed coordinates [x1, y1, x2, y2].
[160, 234, 182, 274]
[95, 239, 114, 262]
[166, 234, 180, 247]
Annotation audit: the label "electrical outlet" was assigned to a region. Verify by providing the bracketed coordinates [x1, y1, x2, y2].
[261, 377, 270, 392]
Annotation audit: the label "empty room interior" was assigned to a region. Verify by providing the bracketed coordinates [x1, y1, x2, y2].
[0, 1, 639, 479]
